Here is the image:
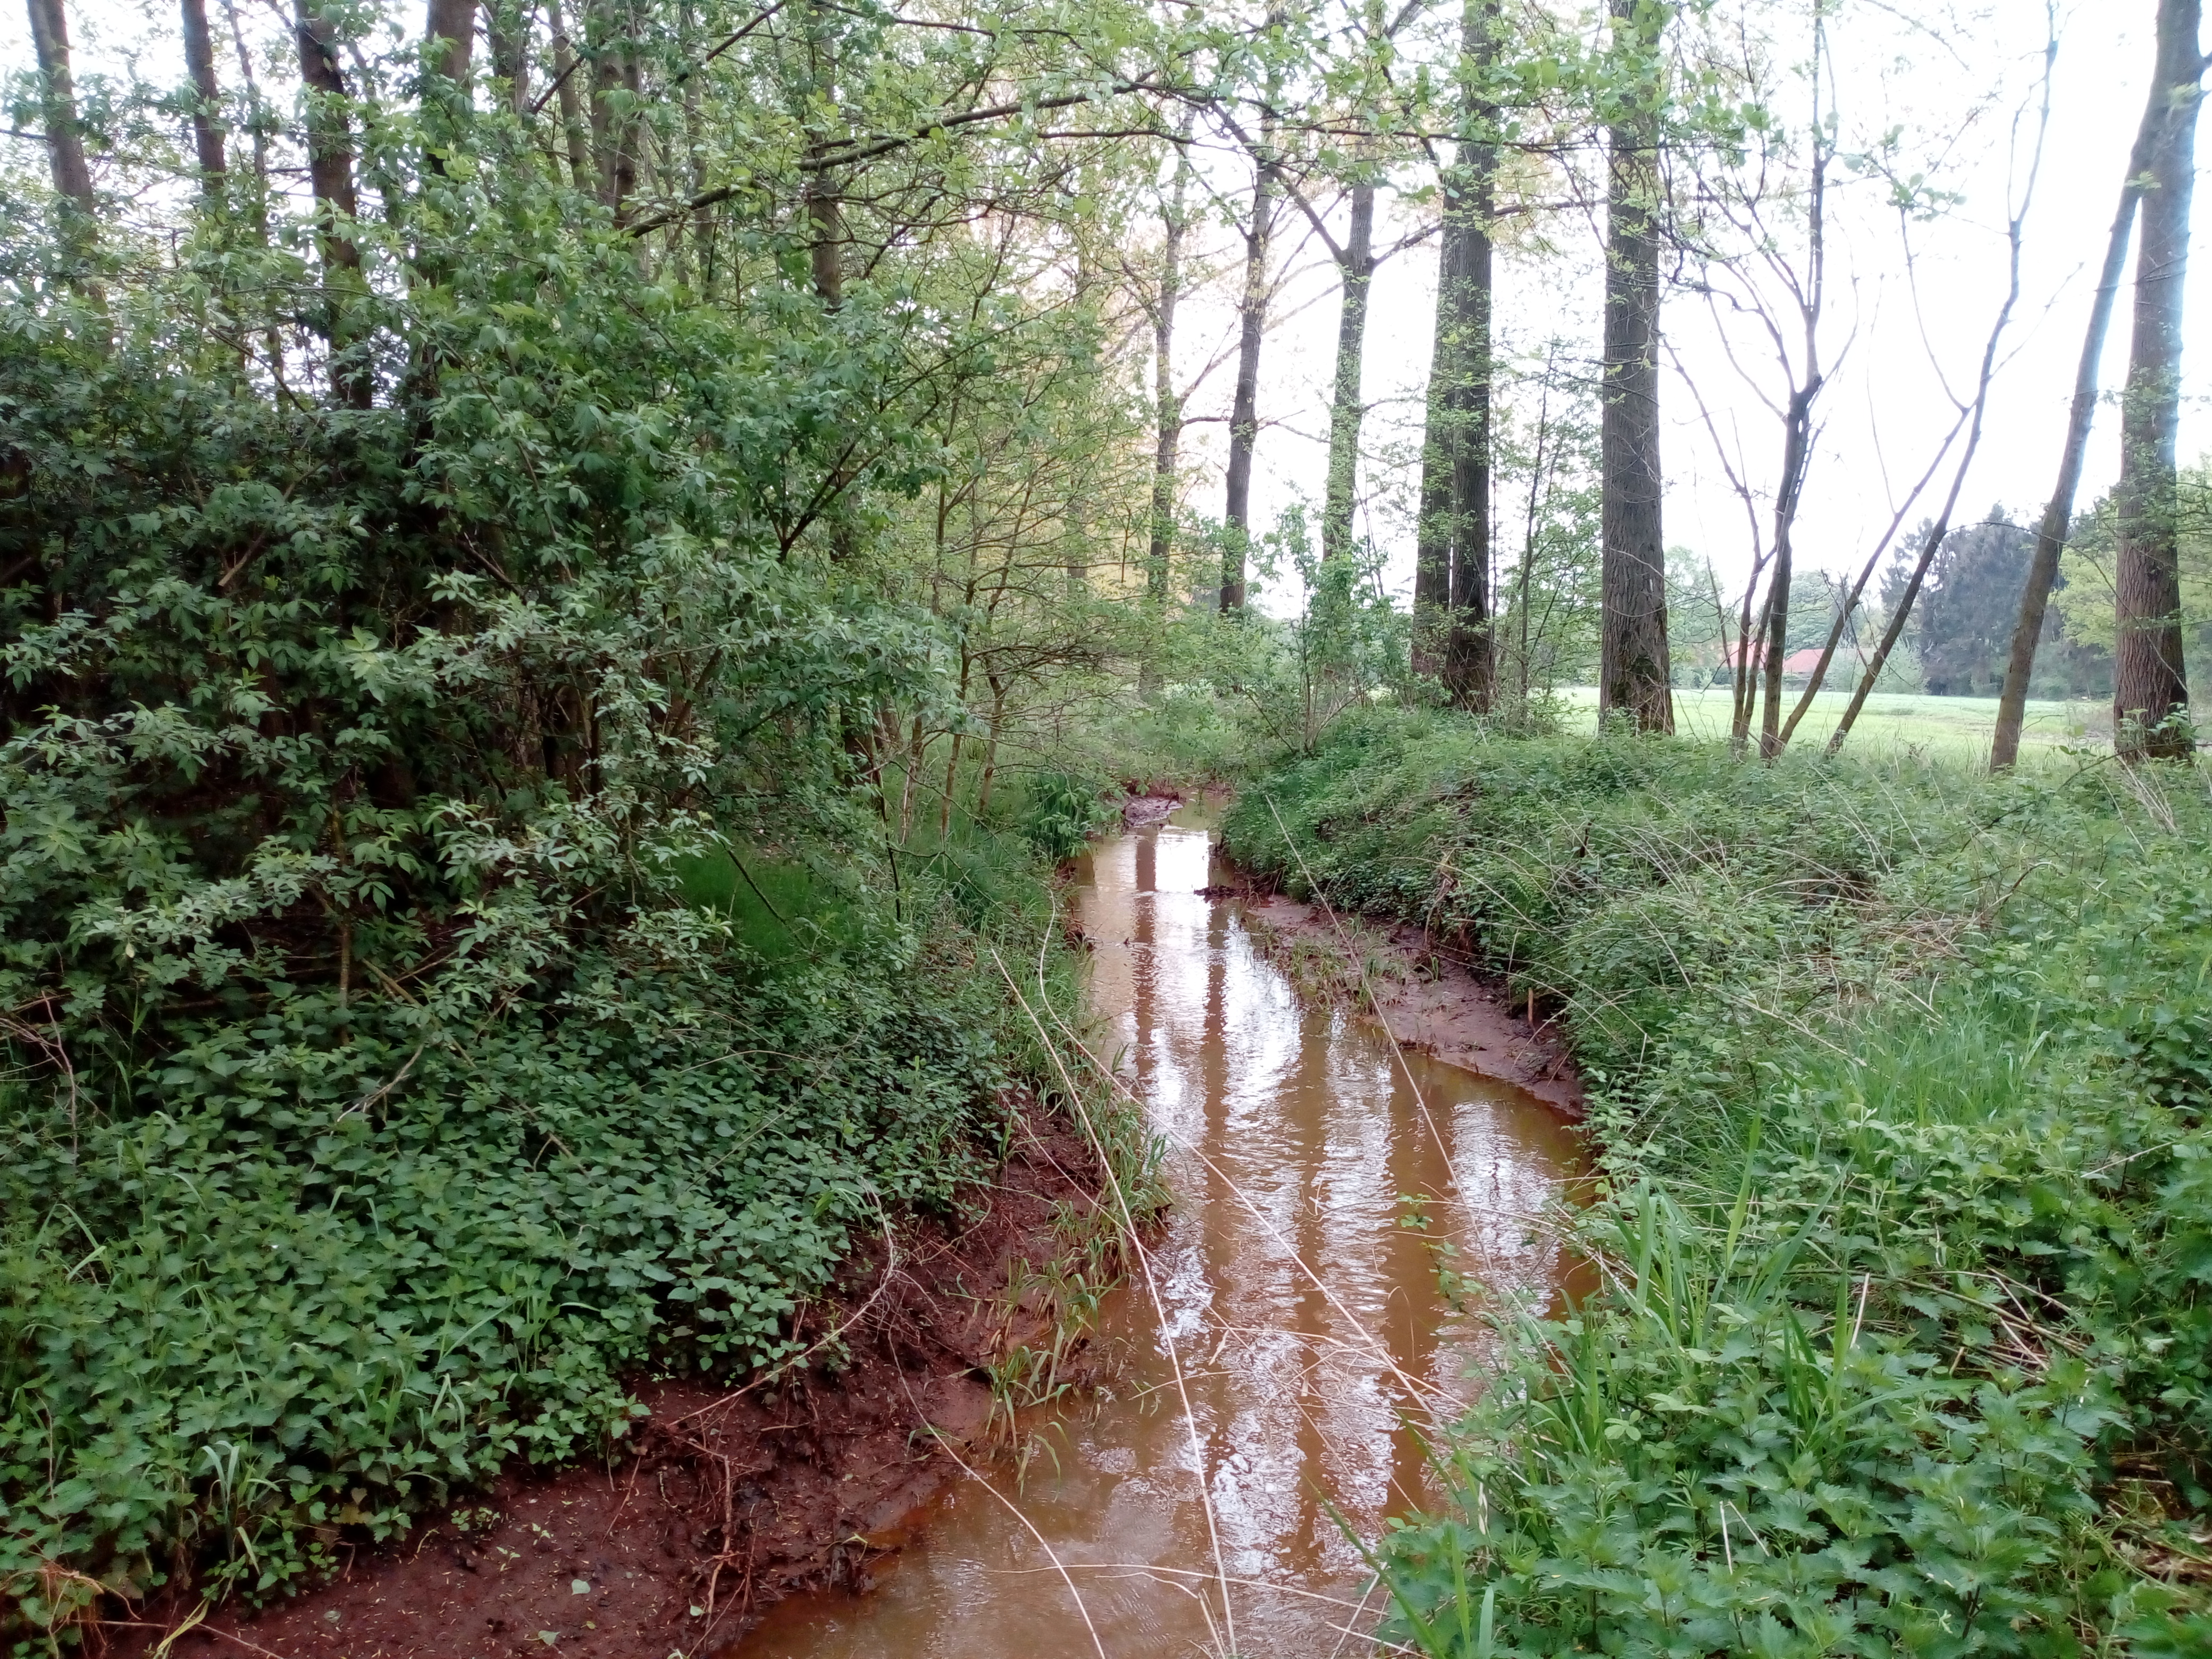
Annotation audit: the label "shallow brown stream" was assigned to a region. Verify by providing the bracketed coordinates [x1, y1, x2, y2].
[737, 810, 1583, 1657]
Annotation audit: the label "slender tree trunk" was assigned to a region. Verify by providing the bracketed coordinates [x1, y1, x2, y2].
[547, 0, 594, 189]
[1831, 190, 2030, 754]
[1222, 143, 1275, 616]
[25, 0, 97, 221]
[807, 179, 844, 306]
[180, 0, 228, 194]
[1141, 145, 1189, 698]
[2113, 0, 2203, 760]
[1756, 380, 1817, 757]
[1598, 0, 1673, 732]
[1778, 407, 1966, 747]
[1990, 119, 2158, 769]
[296, 0, 371, 406]
[1412, 333, 1454, 678]
[1320, 176, 1377, 572]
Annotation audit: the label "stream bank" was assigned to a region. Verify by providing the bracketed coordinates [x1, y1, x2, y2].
[100, 1106, 1126, 1659]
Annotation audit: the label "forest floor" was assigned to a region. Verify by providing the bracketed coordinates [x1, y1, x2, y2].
[95, 1107, 1119, 1659]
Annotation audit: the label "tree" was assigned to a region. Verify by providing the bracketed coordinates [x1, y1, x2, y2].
[1988, 55, 2165, 768]
[1597, 0, 1673, 732]
[1412, 0, 1498, 711]
[24, 0, 97, 225]
[180, 0, 229, 194]
[1142, 133, 1192, 696]
[1220, 52, 1280, 618]
[2112, 0, 2205, 760]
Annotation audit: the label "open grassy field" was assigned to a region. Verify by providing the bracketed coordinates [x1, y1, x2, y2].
[1554, 686, 2111, 761]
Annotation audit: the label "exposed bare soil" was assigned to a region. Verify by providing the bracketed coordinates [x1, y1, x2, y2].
[1238, 894, 1583, 1119]
[96, 1111, 1111, 1659]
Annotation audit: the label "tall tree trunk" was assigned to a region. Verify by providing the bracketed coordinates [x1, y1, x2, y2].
[25, 0, 96, 220]
[421, 0, 477, 196]
[2113, 0, 2203, 761]
[180, 0, 228, 195]
[589, 0, 643, 215]
[1142, 145, 1190, 698]
[1989, 119, 2159, 769]
[424, 0, 476, 83]
[487, 0, 529, 113]
[295, 0, 370, 406]
[547, 0, 594, 189]
[1221, 143, 1274, 616]
[1597, 0, 1673, 732]
[1319, 175, 1377, 572]
[1441, 0, 1497, 710]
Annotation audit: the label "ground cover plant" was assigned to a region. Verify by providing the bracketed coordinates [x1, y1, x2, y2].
[1224, 713, 2212, 1655]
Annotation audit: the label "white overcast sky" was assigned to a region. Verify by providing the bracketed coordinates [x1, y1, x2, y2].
[4, 0, 2201, 618]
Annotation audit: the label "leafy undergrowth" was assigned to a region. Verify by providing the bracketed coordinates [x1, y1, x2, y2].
[0, 834, 1106, 1642]
[1225, 713, 2212, 1656]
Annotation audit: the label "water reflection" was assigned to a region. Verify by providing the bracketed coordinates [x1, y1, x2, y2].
[736, 819, 1582, 1657]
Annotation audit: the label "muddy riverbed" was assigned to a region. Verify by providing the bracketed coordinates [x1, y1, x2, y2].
[736, 808, 1585, 1657]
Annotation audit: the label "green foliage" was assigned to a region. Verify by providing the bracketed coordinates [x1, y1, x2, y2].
[1228, 713, 2212, 1655]
[0, 923, 1025, 1625]
[1011, 770, 1120, 864]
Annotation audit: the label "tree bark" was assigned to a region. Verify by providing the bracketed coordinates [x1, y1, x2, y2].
[547, 0, 594, 189]
[1989, 121, 2158, 770]
[1442, 0, 1497, 710]
[1413, 2, 1497, 709]
[1221, 144, 1274, 616]
[1142, 146, 1189, 698]
[1598, 0, 1673, 732]
[589, 0, 643, 215]
[487, 0, 529, 113]
[295, 0, 371, 405]
[424, 0, 476, 83]
[1320, 175, 1377, 572]
[25, 0, 96, 215]
[2113, 0, 2203, 760]
[1755, 379, 1816, 757]
[180, 0, 228, 193]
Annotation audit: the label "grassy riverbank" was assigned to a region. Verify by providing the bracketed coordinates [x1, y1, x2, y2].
[1223, 714, 2210, 1656]
[0, 807, 1130, 1638]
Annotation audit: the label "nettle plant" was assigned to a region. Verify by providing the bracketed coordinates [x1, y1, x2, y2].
[0, 138, 1026, 1628]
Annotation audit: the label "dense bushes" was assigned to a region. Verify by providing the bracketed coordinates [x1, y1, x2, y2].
[0, 875, 1054, 1628]
[1226, 714, 2212, 1655]
[0, 155, 1075, 1636]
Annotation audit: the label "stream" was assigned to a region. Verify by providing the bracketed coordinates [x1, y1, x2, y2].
[737, 808, 1584, 1656]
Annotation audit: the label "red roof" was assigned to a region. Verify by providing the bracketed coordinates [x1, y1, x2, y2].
[1721, 644, 1836, 675]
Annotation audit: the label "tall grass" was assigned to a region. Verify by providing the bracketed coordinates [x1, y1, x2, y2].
[1227, 713, 2212, 1655]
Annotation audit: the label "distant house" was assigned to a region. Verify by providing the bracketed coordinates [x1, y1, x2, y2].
[1721, 644, 1843, 679]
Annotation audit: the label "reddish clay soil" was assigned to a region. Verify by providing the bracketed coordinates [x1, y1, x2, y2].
[96, 1111, 1112, 1659]
[1239, 894, 1584, 1118]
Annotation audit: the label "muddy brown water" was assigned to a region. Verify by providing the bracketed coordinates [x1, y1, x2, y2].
[735, 809, 1583, 1657]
